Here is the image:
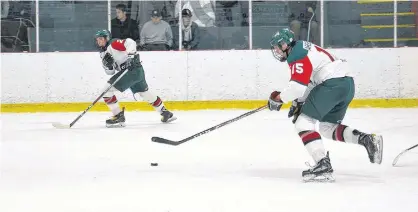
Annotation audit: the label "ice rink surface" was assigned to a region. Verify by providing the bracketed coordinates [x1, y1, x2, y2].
[1, 108, 418, 212]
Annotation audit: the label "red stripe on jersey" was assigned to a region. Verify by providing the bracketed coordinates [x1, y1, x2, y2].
[314, 46, 335, 62]
[111, 39, 126, 51]
[288, 56, 313, 86]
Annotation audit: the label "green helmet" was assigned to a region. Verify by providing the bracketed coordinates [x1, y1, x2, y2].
[270, 28, 295, 62]
[95, 29, 111, 40]
[270, 28, 295, 47]
[95, 29, 111, 51]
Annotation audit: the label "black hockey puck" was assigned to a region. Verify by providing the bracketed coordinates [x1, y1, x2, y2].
[151, 163, 158, 166]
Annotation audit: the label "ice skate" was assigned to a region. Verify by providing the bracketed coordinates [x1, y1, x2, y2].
[160, 107, 176, 123]
[106, 107, 126, 128]
[357, 131, 383, 164]
[302, 152, 335, 183]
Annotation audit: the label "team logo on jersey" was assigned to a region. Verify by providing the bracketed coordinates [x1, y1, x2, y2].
[303, 41, 311, 50]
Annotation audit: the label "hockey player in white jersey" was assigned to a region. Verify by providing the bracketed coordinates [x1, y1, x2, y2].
[267, 28, 383, 182]
[95, 29, 176, 127]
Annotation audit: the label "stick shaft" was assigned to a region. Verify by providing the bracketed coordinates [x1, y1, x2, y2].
[152, 105, 268, 145]
[68, 69, 129, 127]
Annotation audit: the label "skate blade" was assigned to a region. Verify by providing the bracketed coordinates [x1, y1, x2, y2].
[303, 173, 335, 183]
[106, 122, 126, 128]
[373, 135, 383, 164]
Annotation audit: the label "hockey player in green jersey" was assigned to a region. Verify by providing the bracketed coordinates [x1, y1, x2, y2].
[267, 28, 383, 182]
[95, 29, 176, 127]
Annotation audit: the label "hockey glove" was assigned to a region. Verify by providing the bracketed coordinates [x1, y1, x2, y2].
[119, 54, 136, 71]
[102, 53, 114, 70]
[268, 91, 283, 111]
[288, 99, 304, 124]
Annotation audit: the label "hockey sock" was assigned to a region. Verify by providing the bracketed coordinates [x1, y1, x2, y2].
[137, 91, 166, 114]
[104, 95, 121, 115]
[299, 130, 326, 163]
[151, 96, 165, 113]
[332, 125, 360, 144]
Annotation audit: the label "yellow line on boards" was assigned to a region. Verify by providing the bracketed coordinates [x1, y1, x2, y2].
[1, 99, 417, 113]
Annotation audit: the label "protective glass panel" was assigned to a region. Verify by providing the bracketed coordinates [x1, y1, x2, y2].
[252, 1, 320, 49]
[324, 0, 394, 48]
[38, 1, 107, 52]
[174, 0, 249, 50]
[396, 1, 418, 47]
[1, 0, 37, 52]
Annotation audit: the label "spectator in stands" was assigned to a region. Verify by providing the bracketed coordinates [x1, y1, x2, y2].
[1, 0, 35, 52]
[173, 8, 200, 50]
[139, 9, 173, 51]
[111, 4, 139, 41]
[175, 0, 216, 27]
[288, 1, 319, 44]
[1, 1, 9, 18]
[6, 0, 32, 19]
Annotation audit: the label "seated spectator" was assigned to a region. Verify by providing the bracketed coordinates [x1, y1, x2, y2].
[175, 0, 216, 28]
[288, 1, 318, 44]
[1, 0, 35, 52]
[139, 9, 173, 51]
[111, 4, 139, 41]
[6, 0, 33, 20]
[1, 1, 9, 18]
[173, 9, 200, 50]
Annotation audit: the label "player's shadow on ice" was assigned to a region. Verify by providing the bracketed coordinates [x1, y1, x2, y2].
[245, 168, 304, 182]
[69, 121, 167, 131]
[245, 168, 384, 184]
[333, 172, 384, 184]
[17, 121, 169, 132]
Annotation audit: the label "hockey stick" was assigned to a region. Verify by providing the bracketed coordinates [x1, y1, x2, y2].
[392, 144, 418, 166]
[307, 10, 315, 42]
[151, 105, 268, 146]
[52, 69, 129, 129]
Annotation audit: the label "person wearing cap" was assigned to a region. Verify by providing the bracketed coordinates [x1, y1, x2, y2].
[139, 9, 173, 51]
[173, 8, 200, 50]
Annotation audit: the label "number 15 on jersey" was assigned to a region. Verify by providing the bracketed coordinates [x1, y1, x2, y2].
[291, 63, 304, 74]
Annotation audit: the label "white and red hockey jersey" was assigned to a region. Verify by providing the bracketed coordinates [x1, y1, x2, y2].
[280, 41, 354, 103]
[100, 38, 137, 75]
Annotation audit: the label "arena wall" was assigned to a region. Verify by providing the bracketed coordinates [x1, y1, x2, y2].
[1, 48, 417, 112]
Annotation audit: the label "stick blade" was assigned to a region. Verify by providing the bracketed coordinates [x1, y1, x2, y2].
[392, 150, 406, 166]
[52, 122, 71, 129]
[151, 137, 181, 146]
